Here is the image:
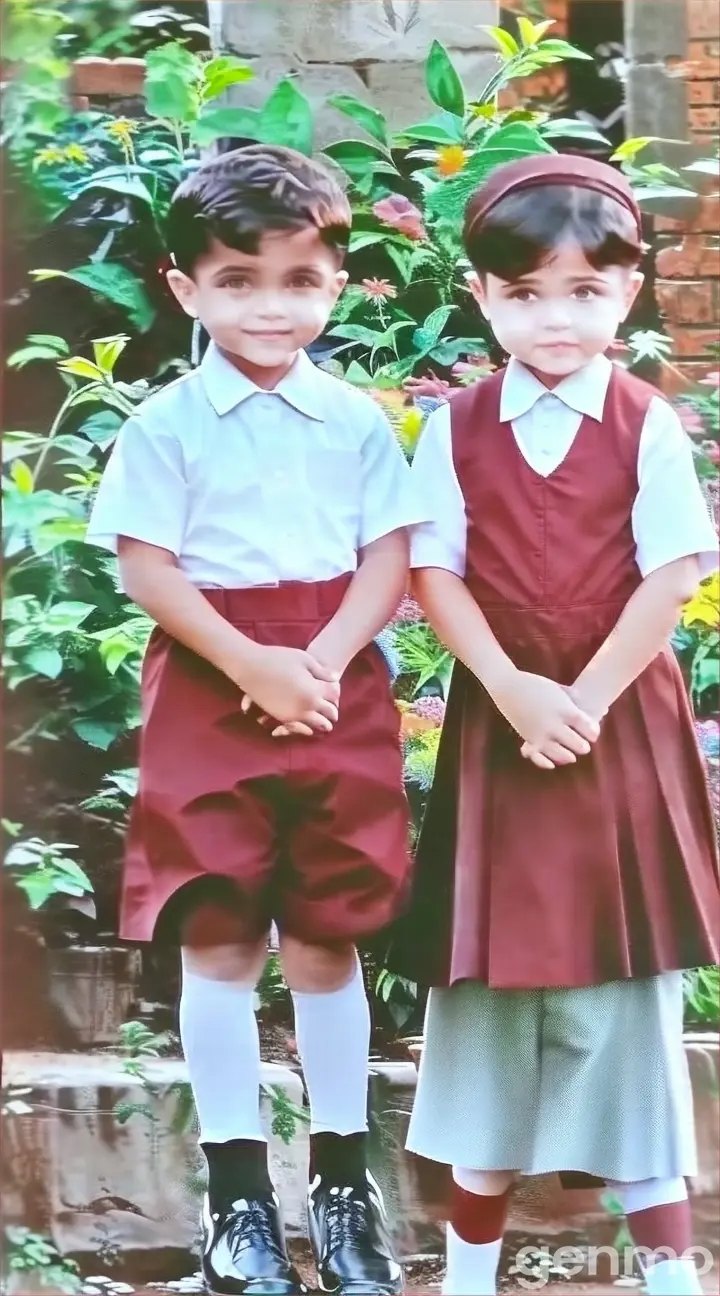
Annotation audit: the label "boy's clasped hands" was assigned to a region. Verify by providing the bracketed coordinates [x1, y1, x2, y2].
[237, 640, 343, 738]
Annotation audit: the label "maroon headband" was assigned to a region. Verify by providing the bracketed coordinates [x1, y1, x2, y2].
[464, 153, 642, 241]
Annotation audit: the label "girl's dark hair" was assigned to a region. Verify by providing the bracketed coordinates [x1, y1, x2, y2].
[167, 144, 352, 275]
[464, 184, 643, 281]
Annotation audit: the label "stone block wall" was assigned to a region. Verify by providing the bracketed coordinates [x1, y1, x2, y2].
[207, 0, 499, 140]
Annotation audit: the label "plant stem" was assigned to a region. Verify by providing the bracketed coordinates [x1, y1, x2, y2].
[34, 387, 78, 482]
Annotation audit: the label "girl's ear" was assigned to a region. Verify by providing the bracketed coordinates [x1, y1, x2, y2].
[466, 271, 489, 319]
[166, 268, 199, 318]
[621, 270, 644, 321]
[332, 269, 349, 302]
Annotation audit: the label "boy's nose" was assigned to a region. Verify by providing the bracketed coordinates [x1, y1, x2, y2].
[544, 301, 574, 328]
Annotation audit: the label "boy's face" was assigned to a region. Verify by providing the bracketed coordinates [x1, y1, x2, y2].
[468, 242, 642, 381]
[167, 225, 347, 372]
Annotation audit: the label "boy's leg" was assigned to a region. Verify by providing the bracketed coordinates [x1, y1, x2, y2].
[281, 935, 402, 1295]
[607, 1178, 703, 1295]
[443, 1169, 515, 1296]
[180, 904, 305, 1295]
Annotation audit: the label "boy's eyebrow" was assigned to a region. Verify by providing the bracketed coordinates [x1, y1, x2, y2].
[211, 263, 256, 280]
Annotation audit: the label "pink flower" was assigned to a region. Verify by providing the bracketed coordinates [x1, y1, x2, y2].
[361, 277, 397, 301]
[395, 594, 423, 623]
[413, 696, 446, 725]
[700, 372, 720, 387]
[403, 373, 452, 400]
[372, 195, 426, 241]
[677, 405, 705, 436]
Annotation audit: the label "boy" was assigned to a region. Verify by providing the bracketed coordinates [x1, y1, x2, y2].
[390, 154, 719, 1296]
[87, 145, 419, 1296]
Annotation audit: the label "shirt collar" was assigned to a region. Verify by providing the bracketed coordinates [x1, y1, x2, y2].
[199, 341, 324, 420]
[500, 354, 614, 423]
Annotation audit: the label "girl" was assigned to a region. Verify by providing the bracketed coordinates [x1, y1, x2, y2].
[390, 154, 720, 1296]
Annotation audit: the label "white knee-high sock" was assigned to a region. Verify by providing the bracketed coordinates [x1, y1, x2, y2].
[606, 1178, 702, 1296]
[643, 1259, 703, 1296]
[178, 968, 264, 1144]
[443, 1226, 503, 1296]
[291, 958, 370, 1135]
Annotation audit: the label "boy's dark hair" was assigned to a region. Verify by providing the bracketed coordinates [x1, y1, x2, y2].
[167, 144, 352, 275]
[463, 184, 643, 281]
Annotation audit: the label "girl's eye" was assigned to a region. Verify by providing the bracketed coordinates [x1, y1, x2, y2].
[573, 286, 598, 300]
[223, 277, 251, 290]
[510, 289, 535, 302]
[290, 276, 315, 289]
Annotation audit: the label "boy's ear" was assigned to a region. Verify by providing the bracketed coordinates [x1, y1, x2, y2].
[621, 270, 644, 320]
[332, 269, 349, 301]
[466, 271, 489, 319]
[166, 267, 198, 318]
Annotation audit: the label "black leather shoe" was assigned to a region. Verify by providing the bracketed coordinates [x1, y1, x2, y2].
[307, 1172, 404, 1295]
[201, 1191, 307, 1295]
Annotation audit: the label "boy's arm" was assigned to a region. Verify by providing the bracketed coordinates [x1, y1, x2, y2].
[309, 529, 409, 674]
[87, 415, 338, 730]
[118, 539, 339, 732]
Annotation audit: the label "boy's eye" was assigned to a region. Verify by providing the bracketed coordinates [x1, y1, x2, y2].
[573, 285, 598, 300]
[289, 275, 317, 289]
[509, 288, 535, 302]
[222, 276, 251, 290]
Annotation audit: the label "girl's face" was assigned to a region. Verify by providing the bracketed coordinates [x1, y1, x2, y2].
[469, 242, 642, 384]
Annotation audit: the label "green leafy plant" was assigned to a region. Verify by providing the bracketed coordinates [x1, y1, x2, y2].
[3, 1227, 82, 1293]
[683, 966, 720, 1029]
[4, 835, 93, 910]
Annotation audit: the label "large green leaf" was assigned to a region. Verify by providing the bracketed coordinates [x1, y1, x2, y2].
[323, 139, 391, 182]
[327, 95, 388, 147]
[192, 106, 262, 146]
[144, 42, 200, 123]
[260, 80, 314, 155]
[202, 56, 255, 103]
[426, 123, 555, 222]
[425, 41, 465, 118]
[30, 265, 156, 332]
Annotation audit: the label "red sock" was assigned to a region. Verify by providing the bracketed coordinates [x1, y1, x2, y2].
[627, 1199, 694, 1261]
[451, 1180, 511, 1245]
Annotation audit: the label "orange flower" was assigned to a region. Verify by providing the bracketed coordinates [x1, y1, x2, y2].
[362, 278, 398, 301]
[436, 145, 467, 177]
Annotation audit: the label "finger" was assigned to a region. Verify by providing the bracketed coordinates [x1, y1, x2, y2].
[302, 710, 334, 733]
[240, 694, 252, 713]
[315, 698, 339, 724]
[306, 656, 340, 683]
[543, 741, 578, 766]
[563, 707, 600, 743]
[554, 725, 592, 756]
[257, 713, 273, 727]
[521, 742, 555, 771]
[272, 722, 314, 738]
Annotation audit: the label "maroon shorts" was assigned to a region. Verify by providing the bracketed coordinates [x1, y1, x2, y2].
[121, 575, 411, 944]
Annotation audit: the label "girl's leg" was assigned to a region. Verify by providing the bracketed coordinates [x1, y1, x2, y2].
[179, 903, 270, 1199]
[607, 1178, 703, 1295]
[443, 1169, 516, 1296]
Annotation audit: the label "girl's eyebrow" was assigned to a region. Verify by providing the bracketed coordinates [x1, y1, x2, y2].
[211, 265, 256, 281]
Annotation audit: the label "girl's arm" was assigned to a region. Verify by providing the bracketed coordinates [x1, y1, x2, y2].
[414, 566, 599, 766]
[569, 556, 701, 720]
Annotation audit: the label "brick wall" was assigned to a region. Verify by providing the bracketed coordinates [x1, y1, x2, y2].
[655, 0, 720, 389]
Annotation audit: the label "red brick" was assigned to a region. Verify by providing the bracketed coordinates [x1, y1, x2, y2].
[685, 39, 720, 78]
[656, 238, 720, 278]
[655, 194, 720, 234]
[688, 80, 719, 104]
[70, 56, 145, 97]
[656, 279, 715, 324]
[666, 325, 719, 357]
[660, 360, 717, 395]
[690, 105, 720, 130]
[688, 0, 720, 40]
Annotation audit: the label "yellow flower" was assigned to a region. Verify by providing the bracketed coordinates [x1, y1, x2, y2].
[436, 145, 468, 177]
[682, 572, 719, 629]
[106, 117, 138, 143]
[399, 407, 425, 451]
[64, 143, 90, 165]
[34, 145, 66, 168]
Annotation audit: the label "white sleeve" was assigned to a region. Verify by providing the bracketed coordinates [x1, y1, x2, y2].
[358, 403, 428, 547]
[633, 396, 718, 579]
[86, 413, 187, 555]
[409, 403, 467, 575]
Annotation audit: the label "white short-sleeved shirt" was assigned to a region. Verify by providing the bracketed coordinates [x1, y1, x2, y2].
[411, 354, 719, 581]
[86, 342, 425, 588]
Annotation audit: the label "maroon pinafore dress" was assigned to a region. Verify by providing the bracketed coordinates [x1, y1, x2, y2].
[389, 366, 719, 990]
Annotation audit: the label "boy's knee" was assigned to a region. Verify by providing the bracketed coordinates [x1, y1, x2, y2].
[180, 903, 268, 981]
[279, 934, 358, 992]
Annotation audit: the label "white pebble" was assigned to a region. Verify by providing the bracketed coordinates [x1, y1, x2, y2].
[84, 1282, 112, 1288]
[83, 1288, 102, 1295]
[108, 1286, 135, 1294]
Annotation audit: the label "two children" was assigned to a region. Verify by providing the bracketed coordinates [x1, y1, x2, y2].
[88, 145, 417, 1296]
[390, 154, 720, 1296]
[87, 142, 719, 1296]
